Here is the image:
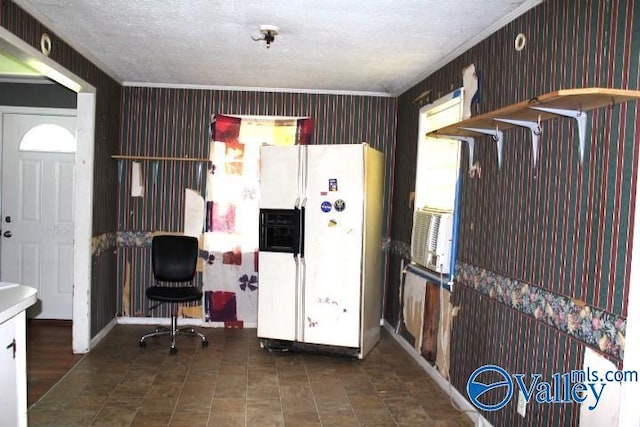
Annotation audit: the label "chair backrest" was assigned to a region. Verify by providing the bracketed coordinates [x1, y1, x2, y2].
[152, 235, 198, 283]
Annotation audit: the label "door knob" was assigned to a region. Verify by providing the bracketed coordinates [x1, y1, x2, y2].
[4, 216, 10, 223]
[3, 231, 12, 238]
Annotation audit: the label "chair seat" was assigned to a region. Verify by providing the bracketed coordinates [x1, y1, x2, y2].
[146, 286, 203, 303]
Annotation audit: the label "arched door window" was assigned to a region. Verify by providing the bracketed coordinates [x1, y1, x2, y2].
[19, 123, 76, 153]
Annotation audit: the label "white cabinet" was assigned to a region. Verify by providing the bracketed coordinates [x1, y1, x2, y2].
[0, 284, 37, 427]
[0, 311, 26, 427]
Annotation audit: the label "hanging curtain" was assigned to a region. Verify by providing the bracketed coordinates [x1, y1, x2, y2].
[203, 114, 312, 326]
[296, 117, 313, 145]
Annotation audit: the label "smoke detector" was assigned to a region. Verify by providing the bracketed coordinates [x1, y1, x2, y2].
[252, 25, 280, 48]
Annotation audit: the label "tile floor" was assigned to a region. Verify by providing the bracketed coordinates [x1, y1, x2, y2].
[28, 325, 473, 426]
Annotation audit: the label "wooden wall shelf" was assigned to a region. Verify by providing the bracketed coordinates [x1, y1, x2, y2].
[427, 87, 640, 169]
[112, 155, 209, 162]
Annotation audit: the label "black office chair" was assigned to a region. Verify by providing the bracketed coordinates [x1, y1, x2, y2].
[139, 235, 209, 354]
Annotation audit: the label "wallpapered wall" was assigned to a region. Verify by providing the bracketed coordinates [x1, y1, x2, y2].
[117, 87, 397, 319]
[392, 0, 639, 425]
[1, 0, 122, 336]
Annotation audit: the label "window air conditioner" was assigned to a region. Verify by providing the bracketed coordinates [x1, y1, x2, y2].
[410, 207, 453, 274]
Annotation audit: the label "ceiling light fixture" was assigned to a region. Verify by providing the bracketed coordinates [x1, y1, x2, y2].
[252, 25, 279, 49]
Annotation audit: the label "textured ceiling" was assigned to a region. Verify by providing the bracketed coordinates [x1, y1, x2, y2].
[13, 0, 542, 95]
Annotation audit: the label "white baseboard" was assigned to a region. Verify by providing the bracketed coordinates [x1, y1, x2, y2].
[116, 316, 257, 328]
[382, 321, 491, 427]
[86, 317, 117, 352]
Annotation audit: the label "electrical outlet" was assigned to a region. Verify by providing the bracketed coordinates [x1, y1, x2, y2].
[517, 390, 527, 417]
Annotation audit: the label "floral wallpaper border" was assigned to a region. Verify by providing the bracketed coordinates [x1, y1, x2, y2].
[388, 239, 411, 259]
[92, 231, 161, 256]
[92, 232, 117, 256]
[116, 231, 154, 248]
[456, 262, 626, 361]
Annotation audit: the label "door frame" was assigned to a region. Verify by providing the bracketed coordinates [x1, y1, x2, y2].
[0, 27, 95, 353]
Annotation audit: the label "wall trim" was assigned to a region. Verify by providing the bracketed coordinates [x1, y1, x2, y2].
[0, 76, 53, 84]
[122, 81, 394, 98]
[92, 232, 117, 256]
[456, 262, 626, 361]
[116, 316, 257, 328]
[89, 317, 117, 350]
[72, 92, 95, 354]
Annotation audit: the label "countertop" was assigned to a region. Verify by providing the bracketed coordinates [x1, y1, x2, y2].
[0, 283, 37, 324]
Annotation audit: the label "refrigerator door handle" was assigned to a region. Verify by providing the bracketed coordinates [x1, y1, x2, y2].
[293, 253, 300, 340]
[299, 207, 305, 258]
[297, 145, 304, 206]
[303, 146, 308, 200]
[297, 254, 306, 342]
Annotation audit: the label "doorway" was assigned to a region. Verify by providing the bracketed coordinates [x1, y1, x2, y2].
[0, 27, 96, 353]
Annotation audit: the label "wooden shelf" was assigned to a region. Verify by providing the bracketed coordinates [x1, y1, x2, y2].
[428, 87, 640, 168]
[112, 155, 209, 162]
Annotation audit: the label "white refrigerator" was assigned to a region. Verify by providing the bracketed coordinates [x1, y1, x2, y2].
[257, 143, 384, 359]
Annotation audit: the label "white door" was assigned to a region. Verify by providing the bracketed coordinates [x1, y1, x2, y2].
[303, 144, 364, 348]
[258, 145, 301, 209]
[257, 145, 300, 341]
[1, 113, 76, 319]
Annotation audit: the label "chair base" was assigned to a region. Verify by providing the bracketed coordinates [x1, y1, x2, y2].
[139, 314, 208, 354]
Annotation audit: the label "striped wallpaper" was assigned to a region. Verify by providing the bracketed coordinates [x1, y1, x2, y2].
[6, 2, 638, 422]
[117, 87, 397, 318]
[1, 0, 122, 336]
[392, 0, 639, 425]
[452, 284, 585, 426]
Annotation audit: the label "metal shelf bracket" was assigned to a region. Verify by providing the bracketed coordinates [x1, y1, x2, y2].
[530, 106, 587, 164]
[460, 127, 504, 169]
[435, 135, 475, 170]
[493, 118, 542, 168]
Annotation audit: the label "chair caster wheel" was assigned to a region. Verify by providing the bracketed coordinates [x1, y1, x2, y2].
[139, 340, 146, 347]
[202, 340, 209, 347]
[170, 347, 177, 355]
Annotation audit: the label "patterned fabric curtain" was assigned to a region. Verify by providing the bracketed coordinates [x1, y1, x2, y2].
[202, 114, 312, 326]
[296, 117, 313, 145]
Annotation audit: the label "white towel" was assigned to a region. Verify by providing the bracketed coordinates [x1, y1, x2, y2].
[184, 189, 205, 238]
[131, 161, 144, 197]
[403, 271, 426, 352]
